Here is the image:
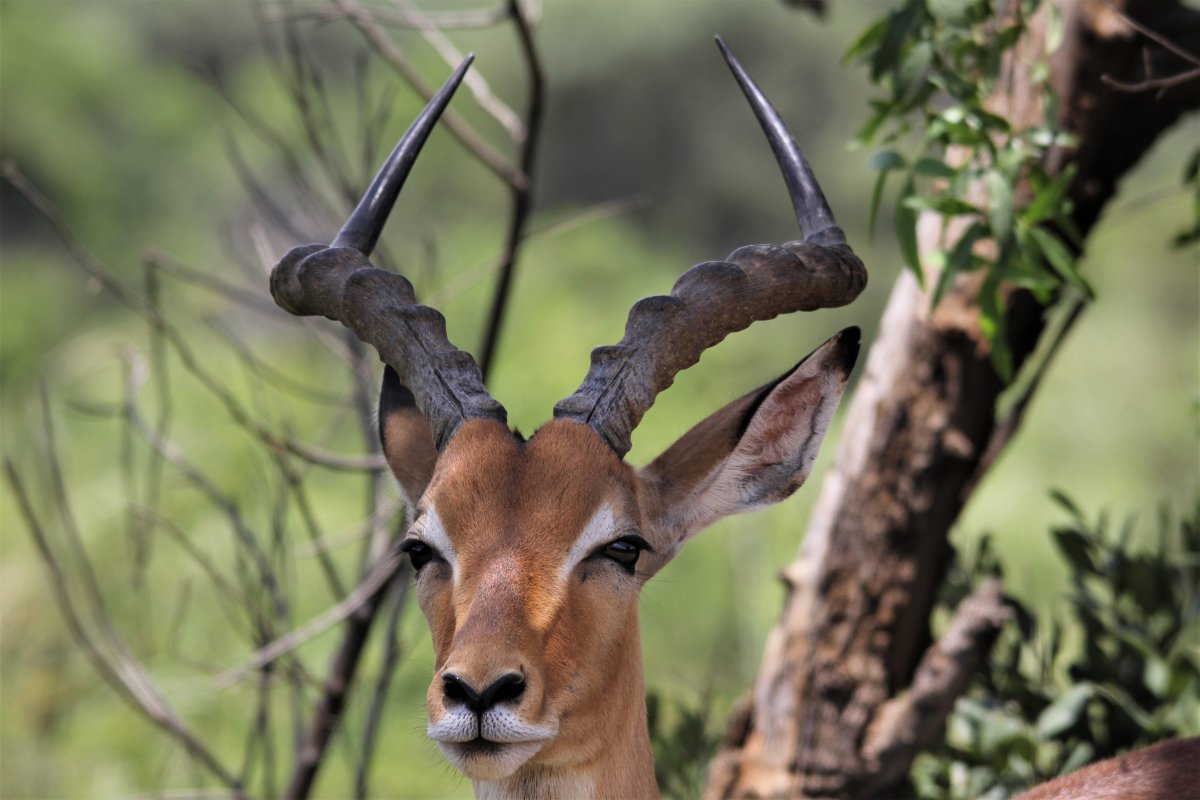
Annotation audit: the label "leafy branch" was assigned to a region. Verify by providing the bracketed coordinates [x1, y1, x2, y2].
[849, 0, 1089, 379]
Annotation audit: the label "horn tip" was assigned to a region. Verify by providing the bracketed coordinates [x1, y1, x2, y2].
[452, 53, 475, 79]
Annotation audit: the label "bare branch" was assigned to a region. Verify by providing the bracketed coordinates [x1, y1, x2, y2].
[216, 547, 406, 687]
[478, 0, 546, 380]
[395, 0, 525, 140]
[335, 0, 528, 189]
[1102, 64, 1200, 93]
[4, 458, 244, 794]
[4, 163, 387, 474]
[1098, 0, 1200, 93]
[860, 578, 1012, 793]
[1101, 0, 1200, 66]
[281, 548, 406, 799]
[354, 567, 413, 799]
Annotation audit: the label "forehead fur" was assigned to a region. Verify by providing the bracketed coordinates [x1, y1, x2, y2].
[429, 418, 633, 554]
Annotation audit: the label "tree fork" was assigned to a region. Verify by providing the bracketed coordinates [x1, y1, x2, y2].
[705, 0, 1200, 796]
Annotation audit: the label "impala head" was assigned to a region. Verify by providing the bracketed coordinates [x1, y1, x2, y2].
[271, 38, 867, 793]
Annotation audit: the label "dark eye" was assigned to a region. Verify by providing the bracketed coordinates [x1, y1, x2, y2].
[401, 539, 438, 572]
[597, 535, 651, 574]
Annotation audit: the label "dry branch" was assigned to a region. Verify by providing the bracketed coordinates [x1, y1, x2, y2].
[861, 579, 1012, 793]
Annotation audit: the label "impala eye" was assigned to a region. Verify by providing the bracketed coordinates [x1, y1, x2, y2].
[401, 539, 438, 572]
[598, 535, 651, 574]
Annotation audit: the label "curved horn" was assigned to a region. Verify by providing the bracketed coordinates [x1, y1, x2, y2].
[552, 37, 866, 457]
[270, 55, 507, 451]
[714, 37, 843, 246]
[333, 55, 474, 255]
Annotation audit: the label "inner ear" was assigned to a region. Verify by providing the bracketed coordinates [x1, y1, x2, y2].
[379, 366, 438, 505]
[637, 327, 859, 561]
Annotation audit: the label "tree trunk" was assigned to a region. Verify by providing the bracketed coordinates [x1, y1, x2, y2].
[705, 1, 1200, 797]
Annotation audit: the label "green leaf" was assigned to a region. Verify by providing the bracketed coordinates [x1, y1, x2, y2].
[1021, 165, 1076, 225]
[1050, 490, 1084, 519]
[932, 220, 987, 308]
[1092, 684, 1159, 733]
[896, 174, 923, 281]
[869, 149, 907, 172]
[854, 103, 892, 147]
[927, 0, 972, 23]
[1053, 528, 1097, 575]
[867, 169, 891, 237]
[1027, 226, 1093, 298]
[978, 270, 1013, 382]
[973, 108, 1012, 134]
[913, 157, 957, 179]
[1145, 656, 1171, 698]
[1182, 145, 1200, 183]
[1035, 683, 1094, 739]
[1046, 0, 1066, 52]
[895, 42, 934, 107]
[844, 16, 888, 63]
[1060, 742, 1096, 775]
[871, 3, 921, 82]
[985, 169, 1014, 242]
[903, 194, 979, 215]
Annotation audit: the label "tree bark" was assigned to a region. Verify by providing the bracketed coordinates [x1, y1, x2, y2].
[705, 1, 1200, 797]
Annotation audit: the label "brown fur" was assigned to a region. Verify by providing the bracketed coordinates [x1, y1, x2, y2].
[1014, 737, 1200, 800]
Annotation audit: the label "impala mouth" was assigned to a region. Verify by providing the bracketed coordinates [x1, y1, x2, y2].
[436, 737, 545, 781]
[427, 698, 558, 779]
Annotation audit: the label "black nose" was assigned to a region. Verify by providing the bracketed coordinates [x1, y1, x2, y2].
[442, 671, 525, 714]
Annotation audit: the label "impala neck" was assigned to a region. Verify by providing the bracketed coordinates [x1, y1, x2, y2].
[474, 625, 658, 800]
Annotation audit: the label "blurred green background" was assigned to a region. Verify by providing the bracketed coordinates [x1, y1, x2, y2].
[1, 1, 1195, 797]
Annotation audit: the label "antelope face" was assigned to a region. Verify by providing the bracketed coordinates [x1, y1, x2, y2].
[388, 330, 860, 782]
[402, 421, 645, 780]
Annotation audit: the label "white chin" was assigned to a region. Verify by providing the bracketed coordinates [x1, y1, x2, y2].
[437, 739, 544, 781]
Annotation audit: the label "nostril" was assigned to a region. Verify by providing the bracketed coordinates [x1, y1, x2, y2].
[479, 672, 525, 710]
[442, 673, 482, 711]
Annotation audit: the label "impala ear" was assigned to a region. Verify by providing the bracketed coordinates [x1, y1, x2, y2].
[637, 327, 859, 561]
[379, 366, 439, 505]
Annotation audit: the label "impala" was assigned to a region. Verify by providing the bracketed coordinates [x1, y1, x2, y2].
[272, 38, 862, 797]
[268, 36, 1195, 800]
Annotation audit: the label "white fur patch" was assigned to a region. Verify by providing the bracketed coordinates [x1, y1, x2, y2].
[558, 504, 618, 583]
[408, 505, 458, 582]
[429, 706, 557, 781]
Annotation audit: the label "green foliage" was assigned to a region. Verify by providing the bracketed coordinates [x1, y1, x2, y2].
[1174, 145, 1200, 248]
[647, 689, 722, 799]
[913, 494, 1200, 798]
[848, 0, 1087, 380]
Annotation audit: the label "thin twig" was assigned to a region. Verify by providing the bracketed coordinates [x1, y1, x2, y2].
[142, 248, 280, 314]
[216, 547, 406, 687]
[4, 459, 245, 795]
[334, 0, 527, 189]
[479, 0, 545, 380]
[273, 4, 510, 30]
[1099, 0, 1200, 93]
[1101, 0, 1200, 66]
[354, 567, 412, 799]
[396, 0, 525, 139]
[4, 163, 387, 474]
[280, 550, 403, 799]
[294, 496, 404, 558]
[1103, 65, 1200, 93]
